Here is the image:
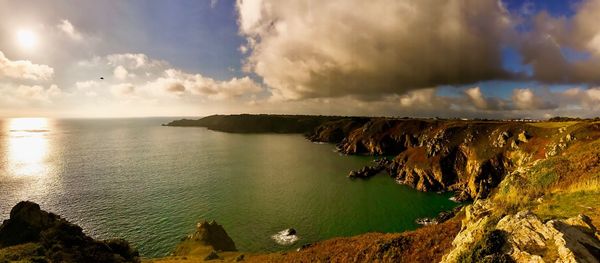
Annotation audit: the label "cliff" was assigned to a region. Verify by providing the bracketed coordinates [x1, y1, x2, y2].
[164, 114, 351, 134]
[169, 115, 599, 202]
[308, 119, 600, 202]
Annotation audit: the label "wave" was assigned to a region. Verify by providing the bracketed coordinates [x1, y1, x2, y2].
[271, 229, 299, 245]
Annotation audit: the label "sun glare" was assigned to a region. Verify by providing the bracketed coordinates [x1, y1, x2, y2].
[17, 29, 38, 50]
[6, 118, 51, 177]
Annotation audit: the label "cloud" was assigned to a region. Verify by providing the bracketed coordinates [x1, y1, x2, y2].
[145, 69, 262, 99]
[516, 0, 600, 84]
[113, 65, 129, 80]
[0, 84, 62, 104]
[464, 87, 508, 110]
[57, 19, 83, 41]
[166, 82, 186, 94]
[110, 83, 136, 97]
[75, 80, 100, 97]
[77, 53, 263, 101]
[0, 51, 54, 81]
[106, 53, 165, 70]
[465, 87, 489, 109]
[237, 0, 512, 100]
[75, 80, 100, 90]
[511, 88, 557, 110]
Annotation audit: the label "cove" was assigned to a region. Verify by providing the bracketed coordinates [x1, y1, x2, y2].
[0, 118, 458, 257]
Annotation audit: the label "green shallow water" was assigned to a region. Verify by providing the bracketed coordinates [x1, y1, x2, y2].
[0, 118, 458, 257]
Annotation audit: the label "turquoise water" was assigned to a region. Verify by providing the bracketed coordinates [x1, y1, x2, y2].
[0, 118, 458, 257]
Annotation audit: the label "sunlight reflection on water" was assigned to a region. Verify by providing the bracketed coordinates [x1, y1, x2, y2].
[6, 118, 51, 177]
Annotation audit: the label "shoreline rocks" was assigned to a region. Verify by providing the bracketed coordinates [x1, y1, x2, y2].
[348, 158, 391, 178]
[0, 201, 140, 263]
[415, 205, 464, 226]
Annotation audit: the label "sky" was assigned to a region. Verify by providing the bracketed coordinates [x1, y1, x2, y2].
[1, 0, 600, 119]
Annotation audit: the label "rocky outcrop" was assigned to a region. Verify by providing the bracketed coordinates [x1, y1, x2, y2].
[174, 220, 237, 254]
[496, 211, 600, 263]
[348, 159, 391, 178]
[441, 201, 600, 263]
[415, 205, 464, 226]
[0, 201, 140, 263]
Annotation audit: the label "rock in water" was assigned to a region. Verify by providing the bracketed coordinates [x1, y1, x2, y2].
[188, 220, 237, 251]
[0, 201, 140, 263]
[286, 228, 296, 236]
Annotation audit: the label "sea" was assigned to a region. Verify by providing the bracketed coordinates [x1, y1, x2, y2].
[0, 117, 458, 257]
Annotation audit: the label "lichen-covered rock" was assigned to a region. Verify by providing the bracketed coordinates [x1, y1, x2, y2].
[441, 200, 495, 263]
[442, 206, 600, 263]
[496, 211, 600, 263]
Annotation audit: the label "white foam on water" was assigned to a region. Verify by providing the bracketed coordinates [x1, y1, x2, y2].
[271, 230, 299, 245]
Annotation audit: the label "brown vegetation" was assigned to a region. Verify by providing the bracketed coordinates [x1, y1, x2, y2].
[244, 213, 463, 263]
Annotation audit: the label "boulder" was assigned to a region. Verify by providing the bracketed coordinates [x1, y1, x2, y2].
[188, 220, 237, 251]
[285, 228, 296, 236]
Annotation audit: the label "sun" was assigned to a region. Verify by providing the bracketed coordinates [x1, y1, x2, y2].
[17, 29, 38, 50]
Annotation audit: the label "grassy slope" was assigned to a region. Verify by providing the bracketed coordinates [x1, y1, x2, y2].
[145, 213, 463, 263]
[493, 122, 600, 225]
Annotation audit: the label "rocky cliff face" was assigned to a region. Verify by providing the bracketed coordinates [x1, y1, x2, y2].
[441, 200, 600, 263]
[308, 119, 597, 201]
[0, 201, 139, 263]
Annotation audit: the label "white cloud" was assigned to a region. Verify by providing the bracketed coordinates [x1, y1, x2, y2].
[145, 69, 262, 100]
[57, 19, 83, 41]
[75, 80, 100, 90]
[113, 65, 129, 80]
[465, 87, 489, 109]
[0, 84, 62, 104]
[106, 53, 165, 70]
[110, 83, 136, 97]
[0, 51, 54, 81]
[511, 88, 556, 110]
[75, 80, 101, 97]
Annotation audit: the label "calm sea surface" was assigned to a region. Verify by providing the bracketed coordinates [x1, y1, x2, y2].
[0, 118, 458, 257]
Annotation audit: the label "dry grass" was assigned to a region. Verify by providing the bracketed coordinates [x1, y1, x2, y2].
[243, 213, 464, 263]
[526, 122, 578, 129]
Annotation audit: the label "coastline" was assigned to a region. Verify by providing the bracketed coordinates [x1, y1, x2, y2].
[2, 114, 599, 262]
